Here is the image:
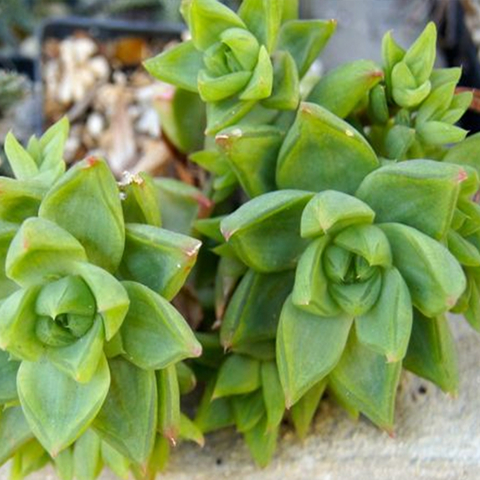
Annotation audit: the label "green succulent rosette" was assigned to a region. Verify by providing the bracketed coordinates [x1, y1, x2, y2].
[218, 154, 472, 430]
[305, 22, 472, 161]
[0, 124, 204, 478]
[145, 0, 335, 137]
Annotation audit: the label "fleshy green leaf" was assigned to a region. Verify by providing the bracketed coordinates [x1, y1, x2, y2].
[262, 50, 300, 110]
[261, 361, 285, 431]
[120, 172, 161, 227]
[301, 190, 375, 238]
[94, 357, 157, 464]
[75, 263, 129, 341]
[4, 131, 39, 181]
[6, 217, 87, 287]
[39, 157, 125, 273]
[380, 223, 466, 317]
[404, 311, 459, 394]
[0, 177, 44, 223]
[244, 416, 277, 467]
[308, 60, 384, 118]
[121, 282, 201, 370]
[276, 103, 379, 193]
[0, 287, 43, 361]
[216, 125, 284, 198]
[195, 380, 234, 433]
[120, 224, 201, 301]
[221, 190, 313, 272]
[144, 41, 203, 93]
[444, 132, 480, 176]
[417, 121, 467, 146]
[0, 407, 33, 465]
[239, 46, 273, 100]
[221, 269, 294, 348]
[179, 414, 204, 446]
[0, 349, 20, 403]
[154, 87, 206, 154]
[357, 160, 466, 240]
[213, 354, 261, 398]
[356, 268, 412, 362]
[238, 0, 282, 52]
[403, 22, 437, 85]
[330, 333, 402, 431]
[205, 96, 257, 135]
[46, 318, 105, 384]
[18, 355, 110, 456]
[101, 442, 130, 479]
[291, 379, 326, 440]
[292, 237, 341, 317]
[277, 20, 337, 77]
[334, 224, 392, 267]
[277, 296, 353, 407]
[157, 365, 181, 444]
[232, 390, 264, 433]
[185, 0, 246, 50]
[73, 430, 101, 480]
[155, 178, 212, 235]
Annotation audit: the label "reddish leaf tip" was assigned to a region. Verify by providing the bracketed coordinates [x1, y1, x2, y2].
[186, 241, 202, 258]
[370, 70, 385, 79]
[85, 156, 100, 167]
[191, 344, 203, 358]
[386, 428, 396, 438]
[457, 169, 468, 184]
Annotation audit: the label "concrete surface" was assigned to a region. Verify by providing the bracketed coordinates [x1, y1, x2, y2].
[1, 316, 479, 480]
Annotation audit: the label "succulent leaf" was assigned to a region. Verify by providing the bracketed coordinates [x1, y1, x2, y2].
[277, 20, 337, 77]
[308, 60, 384, 118]
[93, 357, 157, 464]
[17, 355, 110, 456]
[404, 311, 459, 395]
[157, 365, 181, 444]
[144, 41, 204, 93]
[290, 379, 327, 440]
[221, 190, 313, 272]
[0, 349, 20, 403]
[277, 296, 353, 407]
[0, 407, 34, 465]
[213, 354, 261, 398]
[276, 103, 379, 193]
[220, 269, 294, 348]
[39, 157, 125, 273]
[120, 224, 201, 301]
[380, 223, 466, 317]
[121, 282, 201, 370]
[357, 160, 466, 240]
[356, 268, 412, 362]
[329, 333, 402, 431]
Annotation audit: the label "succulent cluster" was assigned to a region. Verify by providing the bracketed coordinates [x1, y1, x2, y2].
[2, 0, 480, 477]
[147, 0, 480, 466]
[0, 119, 206, 479]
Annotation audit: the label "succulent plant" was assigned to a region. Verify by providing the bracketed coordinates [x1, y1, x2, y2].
[0, 120, 204, 479]
[151, 5, 480, 466]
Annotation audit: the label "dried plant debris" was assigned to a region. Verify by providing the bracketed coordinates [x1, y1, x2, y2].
[42, 33, 183, 178]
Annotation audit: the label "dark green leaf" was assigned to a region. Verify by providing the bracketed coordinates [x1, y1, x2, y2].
[291, 379, 326, 439]
[404, 311, 459, 395]
[221, 269, 294, 348]
[157, 365, 180, 444]
[213, 354, 261, 398]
